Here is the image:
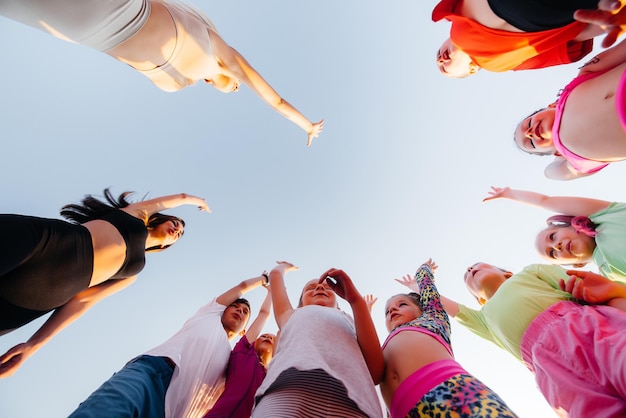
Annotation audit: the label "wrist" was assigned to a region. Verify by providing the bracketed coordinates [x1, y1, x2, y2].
[261, 272, 270, 286]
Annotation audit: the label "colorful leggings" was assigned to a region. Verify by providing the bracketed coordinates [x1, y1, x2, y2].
[407, 373, 518, 418]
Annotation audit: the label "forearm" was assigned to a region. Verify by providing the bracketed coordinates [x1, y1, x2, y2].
[25, 297, 94, 353]
[350, 298, 384, 384]
[216, 275, 265, 306]
[268, 269, 293, 328]
[439, 294, 460, 317]
[127, 193, 207, 215]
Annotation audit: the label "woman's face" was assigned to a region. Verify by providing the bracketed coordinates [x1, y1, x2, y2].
[436, 39, 477, 78]
[514, 108, 556, 154]
[150, 219, 184, 247]
[535, 226, 596, 265]
[299, 279, 337, 308]
[384, 295, 422, 332]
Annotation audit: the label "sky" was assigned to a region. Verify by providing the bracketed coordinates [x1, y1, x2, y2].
[1, 1, 626, 417]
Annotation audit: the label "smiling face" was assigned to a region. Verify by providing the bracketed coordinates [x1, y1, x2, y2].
[464, 263, 512, 305]
[514, 108, 556, 155]
[535, 226, 596, 265]
[299, 279, 337, 308]
[436, 38, 478, 78]
[384, 294, 423, 332]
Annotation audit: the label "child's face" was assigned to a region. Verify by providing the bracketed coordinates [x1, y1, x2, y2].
[384, 295, 423, 332]
[254, 333, 276, 357]
[535, 226, 596, 265]
[221, 302, 250, 334]
[299, 279, 337, 308]
[464, 263, 510, 304]
[514, 108, 556, 154]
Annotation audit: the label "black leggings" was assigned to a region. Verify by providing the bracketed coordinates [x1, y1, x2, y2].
[0, 215, 93, 331]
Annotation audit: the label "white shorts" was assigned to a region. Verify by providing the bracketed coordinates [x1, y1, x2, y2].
[0, 0, 150, 51]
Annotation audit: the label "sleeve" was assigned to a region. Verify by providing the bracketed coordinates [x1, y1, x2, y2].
[415, 264, 451, 339]
[513, 39, 593, 71]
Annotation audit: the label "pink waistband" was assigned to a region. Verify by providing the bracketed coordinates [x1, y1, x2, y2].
[390, 359, 466, 418]
[617, 68, 626, 132]
[520, 300, 578, 373]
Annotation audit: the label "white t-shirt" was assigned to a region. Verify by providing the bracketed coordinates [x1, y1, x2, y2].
[145, 298, 231, 418]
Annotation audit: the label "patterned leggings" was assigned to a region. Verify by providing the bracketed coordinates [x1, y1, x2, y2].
[407, 373, 518, 418]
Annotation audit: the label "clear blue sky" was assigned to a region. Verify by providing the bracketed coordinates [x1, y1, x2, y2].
[2, 1, 625, 417]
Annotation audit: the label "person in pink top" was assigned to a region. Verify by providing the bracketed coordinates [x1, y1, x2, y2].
[382, 259, 517, 417]
[513, 38, 626, 179]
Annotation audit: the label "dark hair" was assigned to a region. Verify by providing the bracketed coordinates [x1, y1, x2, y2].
[546, 215, 598, 238]
[231, 298, 251, 310]
[514, 108, 554, 156]
[61, 188, 186, 251]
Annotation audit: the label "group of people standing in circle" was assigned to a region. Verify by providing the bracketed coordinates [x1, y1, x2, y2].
[2, 0, 626, 417]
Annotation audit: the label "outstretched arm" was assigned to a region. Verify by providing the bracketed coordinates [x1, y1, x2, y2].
[561, 269, 626, 311]
[483, 186, 610, 216]
[209, 30, 324, 146]
[0, 277, 136, 378]
[123, 193, 210, 218]
[321, 268, 384, 384]
[216, 272, 267, 307]
[267, 262, 299, 329]
[245, 286, 272, 342]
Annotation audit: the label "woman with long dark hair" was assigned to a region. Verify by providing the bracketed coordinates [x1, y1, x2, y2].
[0, 188, 209, 378]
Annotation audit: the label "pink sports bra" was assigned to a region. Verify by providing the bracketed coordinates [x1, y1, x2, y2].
[552, 70, 610, 174]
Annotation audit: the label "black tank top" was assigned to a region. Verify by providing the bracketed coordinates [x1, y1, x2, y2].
[487, 0, 599, 32]
[102, 210, 148, 279]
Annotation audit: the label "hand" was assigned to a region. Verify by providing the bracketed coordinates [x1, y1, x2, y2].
[0, 342, 33, 379]
[422, 258, 438, 272]
[482, 186, 510, 202]
[560, 270, 626, 303]
[273, 261, 299, 274]
[191, 196, 211, 213]
[306, 119, 324, 147]
[363, 294, 378, 313]
[319, 268, 362, 304]
[197, 199, 211, 213]
[575, 4, 626, 48]
[395, 274, 419, 292]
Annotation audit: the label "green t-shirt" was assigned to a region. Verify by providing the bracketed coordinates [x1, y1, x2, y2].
[591, 202, 626, 283]
[455, 264, 573, 362]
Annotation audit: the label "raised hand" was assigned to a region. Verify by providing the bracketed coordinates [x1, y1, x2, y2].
[363, 294, 378, 313]
[483, 186, 511, 202]
[395, 274, 419, 292]
[575, 4, 626, 48]
[306, 119, 325, 147]
[422, 258, 438, 272]
[319, 268, 362, 305]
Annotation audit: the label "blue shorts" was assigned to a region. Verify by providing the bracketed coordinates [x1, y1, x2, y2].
[69, 355, 174, 418]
